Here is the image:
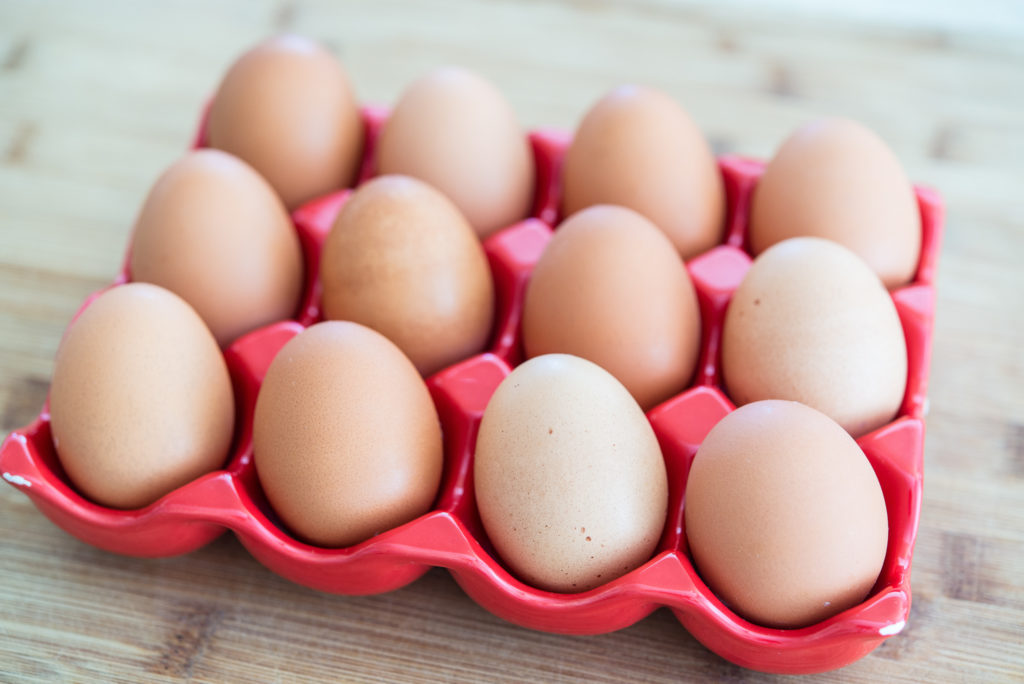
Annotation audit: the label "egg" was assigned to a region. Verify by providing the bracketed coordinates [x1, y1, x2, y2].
[749, 117, 921, 289]
[561, 85, 725, 259]
[49, 283, 235, 509]
[721, 237, 907, 437]
[320, 175, 495, 377]
[474, 354, 668, 593]
[522, 205, 701, 410]
[253, 321, 443, 547]
[206, 34, 364, 209]
[684, 400, 889, 628]
[375, 67, 534, 238]
[129, 149, 304, 347]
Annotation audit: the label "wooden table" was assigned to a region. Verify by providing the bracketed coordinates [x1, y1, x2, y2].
[2, 1, 1022, 681]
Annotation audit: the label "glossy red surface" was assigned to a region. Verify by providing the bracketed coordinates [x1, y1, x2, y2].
[0, 105, 942, 674]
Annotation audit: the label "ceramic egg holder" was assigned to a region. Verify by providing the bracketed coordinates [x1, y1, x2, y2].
[0, 105, 943, 674]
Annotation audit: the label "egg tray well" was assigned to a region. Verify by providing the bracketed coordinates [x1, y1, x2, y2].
[0, 105, 943, 675]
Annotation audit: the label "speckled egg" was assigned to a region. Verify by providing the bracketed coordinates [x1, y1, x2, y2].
[474, 354, 668, 593]
[320, 175, 495, 377]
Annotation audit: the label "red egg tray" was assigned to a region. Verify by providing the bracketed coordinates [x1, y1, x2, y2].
[0, 105, 943, 674]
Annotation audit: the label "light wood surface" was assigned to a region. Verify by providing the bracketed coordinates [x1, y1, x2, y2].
[2, 1, 1023, 681]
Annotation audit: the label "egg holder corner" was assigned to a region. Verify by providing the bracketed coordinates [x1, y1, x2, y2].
[0, 105, 943, 675]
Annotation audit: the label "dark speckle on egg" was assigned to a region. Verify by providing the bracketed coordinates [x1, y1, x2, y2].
[474, 354, 668, 593]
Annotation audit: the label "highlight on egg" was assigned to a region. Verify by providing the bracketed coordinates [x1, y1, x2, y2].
[48, 283, 236, 510]
[721, 236, 908, 437]
[748, 117, 921, 289]
[252, 321, 444, 548]
[561, 85, 725, 259]
[206, 34, 365, 209]
[684, 400, 889, 629]
[522, 204, 701, 410]
[474, 354, 669, 593]
[375, 66, 535, 238]
[320, 174, 495, 377]
[129, 149, 304, 348]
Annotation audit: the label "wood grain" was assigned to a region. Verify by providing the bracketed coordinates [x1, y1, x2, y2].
[2, 0, 1023, 681]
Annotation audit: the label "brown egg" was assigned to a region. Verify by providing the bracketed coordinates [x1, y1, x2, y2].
[49, 283, 235, 509]
[522, 205, 701, 410]
[561, 85, 725, 259]
[475, 354, 668, 593]
[206, 34, 364, 209]
[253, 321, 443, 547]
[749, 118, 921, 289]
[721, 237, 907, 437]
[375, 67, 534, 238]
[129, 149, 304, 347]
[320, 175, 495, 376]
[685, 400, 889, 628]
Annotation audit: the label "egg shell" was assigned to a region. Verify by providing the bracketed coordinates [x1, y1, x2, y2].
[376, 67, 535, 238]
[522, 205, 701, 410]
[749, 118, 921, 289]
[721, 237, 908, 437]
[474, 354, 668, 593]
[206, 34, 364, 209]
[48, 283, 235, 510]
[253, 321, 444, 548]
[0, 102, 946, 674]
[684, 400, 889, 629]
[320, 175, 495, 377]
[561, 85, 725, 259]
[129, 149, 304, 347]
